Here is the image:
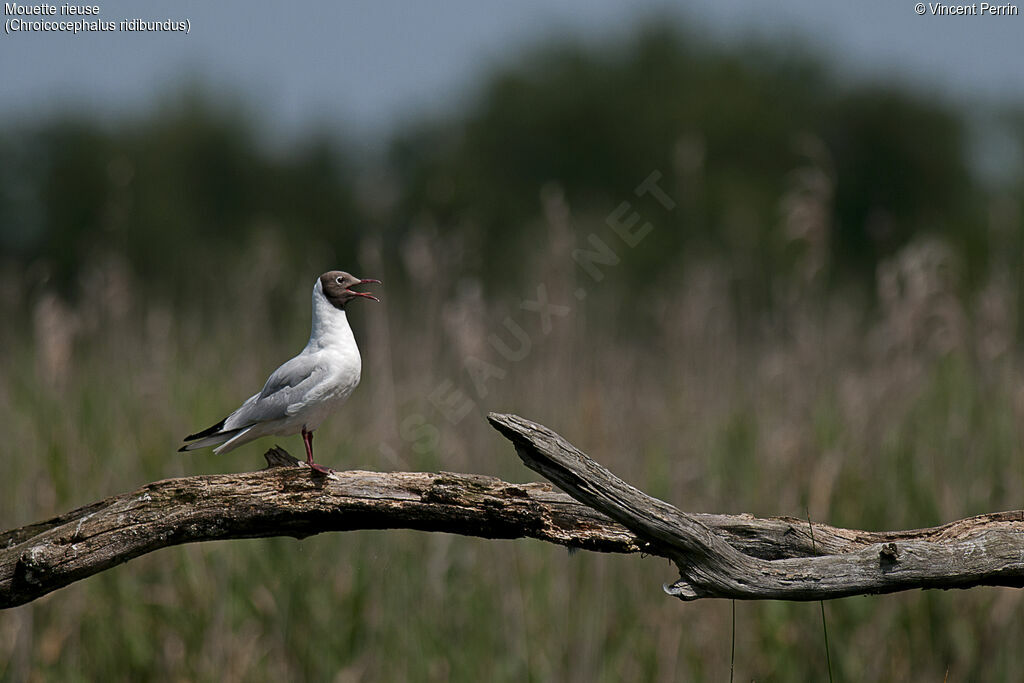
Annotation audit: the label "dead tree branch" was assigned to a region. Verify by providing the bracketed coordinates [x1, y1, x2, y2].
[3, 415, 1024, 608]
[488, 413, 1024, 601]
[1, 447, 637, 609]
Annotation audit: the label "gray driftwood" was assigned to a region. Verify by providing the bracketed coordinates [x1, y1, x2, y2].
[2, 415, 1023, 608]
[488, 413, 1024, 600]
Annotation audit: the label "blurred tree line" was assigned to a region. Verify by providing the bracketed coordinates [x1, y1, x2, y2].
[0, 23, 1020, 313]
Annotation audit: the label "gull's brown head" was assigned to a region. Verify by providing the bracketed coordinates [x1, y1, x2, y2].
[319, 271, 382, 310]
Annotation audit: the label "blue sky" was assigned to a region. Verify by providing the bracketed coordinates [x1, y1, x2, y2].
[2, 0, 1022, 143]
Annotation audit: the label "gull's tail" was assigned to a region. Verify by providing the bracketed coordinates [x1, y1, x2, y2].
[179, 417, 240, 452]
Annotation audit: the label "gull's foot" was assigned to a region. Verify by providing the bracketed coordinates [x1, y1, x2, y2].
[309, 462, 333, 476]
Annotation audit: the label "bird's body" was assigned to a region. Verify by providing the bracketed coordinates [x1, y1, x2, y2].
[180, 271, 380, 472]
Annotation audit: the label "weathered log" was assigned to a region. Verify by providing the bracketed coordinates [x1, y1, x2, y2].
[3, 416, 1024, 608]
[487, 413, 1024, 600]
[0, 447, 641, 609]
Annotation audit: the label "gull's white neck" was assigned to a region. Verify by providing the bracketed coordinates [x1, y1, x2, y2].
[305, 280, 357, 352]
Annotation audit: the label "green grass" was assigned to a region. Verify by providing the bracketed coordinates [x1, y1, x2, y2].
[2, 253, 1024, 681]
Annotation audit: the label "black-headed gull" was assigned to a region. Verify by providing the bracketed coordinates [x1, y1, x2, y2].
[180, 270, 381, 474]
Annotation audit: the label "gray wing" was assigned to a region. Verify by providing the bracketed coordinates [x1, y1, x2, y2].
[223, 355, 326, 429]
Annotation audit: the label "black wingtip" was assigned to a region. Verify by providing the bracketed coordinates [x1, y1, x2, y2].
[183, 417, 227, 442]
[177, 445, 189, 453]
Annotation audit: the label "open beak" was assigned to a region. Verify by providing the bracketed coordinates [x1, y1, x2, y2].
[348, 278, 382, 302]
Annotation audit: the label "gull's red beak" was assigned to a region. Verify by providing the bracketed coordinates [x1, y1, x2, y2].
[348, 278, 382, 302]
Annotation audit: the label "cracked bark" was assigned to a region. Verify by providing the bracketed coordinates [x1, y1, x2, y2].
[2, 416, 1023, 609]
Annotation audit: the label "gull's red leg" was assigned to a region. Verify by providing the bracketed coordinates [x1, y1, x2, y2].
[302, 427, 331, 475]
[301, 427, 313, 463]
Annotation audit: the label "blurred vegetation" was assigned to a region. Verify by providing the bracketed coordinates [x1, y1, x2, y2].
[2, 25, 1018, 310]
[0, 92, 359, 314]
[391, 27, 992, 300]
[2, 19, 1024, 683]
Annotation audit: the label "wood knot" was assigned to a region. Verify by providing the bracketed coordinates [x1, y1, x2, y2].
[263, 446, 300, 469]
[422, 482, 461, 505]
[501, 485, 530, 498]
[18, 546, 54, 585]
[879, 542, 899, 566]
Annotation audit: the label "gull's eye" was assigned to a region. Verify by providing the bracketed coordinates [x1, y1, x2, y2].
[336, 276, 343, 285]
